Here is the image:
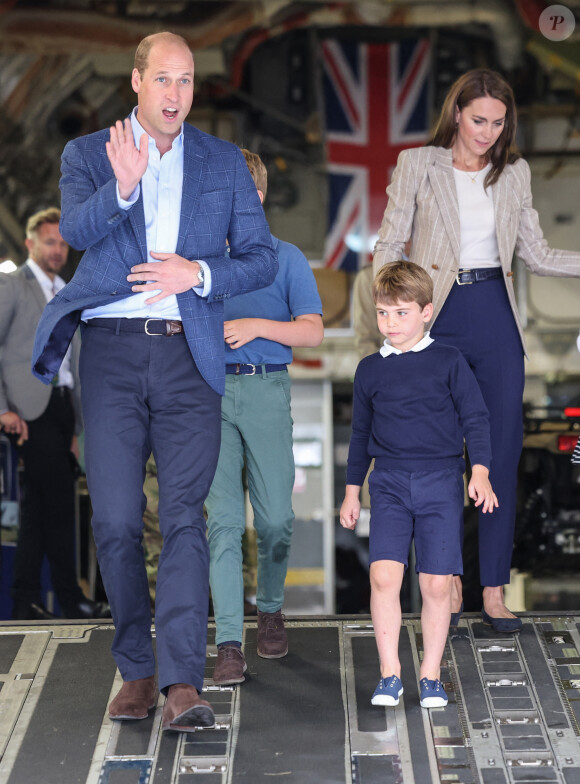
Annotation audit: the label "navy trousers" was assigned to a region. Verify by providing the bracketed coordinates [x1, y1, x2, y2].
[430, 277, 525, 587]
[80, 323, 221, 693]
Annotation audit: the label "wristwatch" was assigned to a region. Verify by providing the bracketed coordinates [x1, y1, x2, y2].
[196, 265, 204, 286]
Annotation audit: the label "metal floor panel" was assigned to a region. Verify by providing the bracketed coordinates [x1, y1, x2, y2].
[0, 614, 579, 784]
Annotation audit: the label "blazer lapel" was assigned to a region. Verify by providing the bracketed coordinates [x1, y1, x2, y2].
[127, 191, 147, 262]
[23, 265, 50, 313]
[176, 126, 207, 257]
[427, 148, 461, 266]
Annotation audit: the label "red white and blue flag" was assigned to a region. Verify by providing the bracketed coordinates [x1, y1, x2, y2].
[321, 38, 432, 270]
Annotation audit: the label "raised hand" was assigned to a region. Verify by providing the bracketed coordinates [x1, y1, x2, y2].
[106, 119, 148, 200]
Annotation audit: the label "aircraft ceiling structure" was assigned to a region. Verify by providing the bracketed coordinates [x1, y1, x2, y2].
[0, 0, 579, 264]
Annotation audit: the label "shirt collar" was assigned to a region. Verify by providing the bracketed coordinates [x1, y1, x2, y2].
[26, 258, 65, 292]
[131, 107, 184, 153]
[380, 331, 434, 358]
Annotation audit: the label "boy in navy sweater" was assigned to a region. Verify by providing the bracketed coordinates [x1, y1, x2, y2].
[340, 261, 497, 708]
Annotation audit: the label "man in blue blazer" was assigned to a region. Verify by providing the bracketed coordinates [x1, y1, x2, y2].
[32, 32, 277, 732]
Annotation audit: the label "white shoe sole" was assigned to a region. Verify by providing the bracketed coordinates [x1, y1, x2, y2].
[371, 688, 403, 706]
[420, 696, 448, 708]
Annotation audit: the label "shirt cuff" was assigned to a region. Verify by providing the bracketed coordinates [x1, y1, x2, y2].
[192, 259, 211, 297]
[116, 182, 140, 209]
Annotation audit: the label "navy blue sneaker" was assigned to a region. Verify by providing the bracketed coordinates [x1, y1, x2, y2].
[419, 678, 448, 708]
[371, 675, 403, 706]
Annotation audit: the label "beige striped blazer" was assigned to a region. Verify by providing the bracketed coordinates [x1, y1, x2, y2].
[373, 145, 580, 354]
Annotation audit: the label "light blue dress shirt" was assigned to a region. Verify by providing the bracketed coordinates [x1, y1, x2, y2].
[83, 108, 210, 321]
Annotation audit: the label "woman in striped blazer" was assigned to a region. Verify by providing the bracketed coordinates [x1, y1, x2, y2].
[373, 69, 580, 632]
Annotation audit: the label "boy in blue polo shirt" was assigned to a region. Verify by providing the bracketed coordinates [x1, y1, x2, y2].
[206, 150, 323, 686]
[340, 261, 497, 708]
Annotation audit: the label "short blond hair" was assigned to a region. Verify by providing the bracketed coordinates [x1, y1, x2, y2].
[134, 32, 193, 78]
[240, 148, 268, 200]
[372, 261, 433, 310]
[25, 207, 61, 240]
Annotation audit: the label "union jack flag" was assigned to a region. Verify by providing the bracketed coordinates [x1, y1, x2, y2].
[321, 38, 432, 270]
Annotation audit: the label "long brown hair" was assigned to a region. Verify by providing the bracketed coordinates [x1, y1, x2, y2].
[426, 69, 520, 188]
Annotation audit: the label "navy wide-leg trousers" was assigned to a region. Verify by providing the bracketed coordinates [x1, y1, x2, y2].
[430, 277, 525, 587]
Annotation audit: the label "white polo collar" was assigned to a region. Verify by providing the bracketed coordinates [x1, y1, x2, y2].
[380, 331, 434, 358]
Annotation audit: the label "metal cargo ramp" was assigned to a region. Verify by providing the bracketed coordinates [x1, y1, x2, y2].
[0, 613, 579, 783]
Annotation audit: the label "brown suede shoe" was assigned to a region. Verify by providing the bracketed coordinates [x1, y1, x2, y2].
[213, 645, 247, 685]
[108, 675, 157, 720]
[162, 683, 215, 732]
[257, 609, 288, 658]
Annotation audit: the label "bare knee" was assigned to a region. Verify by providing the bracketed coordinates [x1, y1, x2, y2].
[419, 573, 453, 603]
[370, 560, 404, 595]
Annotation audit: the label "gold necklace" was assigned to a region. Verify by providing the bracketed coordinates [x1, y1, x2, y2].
[464, 168, 481, 184]
[453, 155, 486, 184]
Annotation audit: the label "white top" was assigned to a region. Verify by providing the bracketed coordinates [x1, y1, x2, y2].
[452, 163, 500, 269]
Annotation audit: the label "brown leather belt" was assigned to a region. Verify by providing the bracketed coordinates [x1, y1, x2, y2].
[86, 318, 184, 336]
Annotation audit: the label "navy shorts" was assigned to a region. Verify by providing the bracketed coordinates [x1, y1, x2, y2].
[368, 468, 464, 575]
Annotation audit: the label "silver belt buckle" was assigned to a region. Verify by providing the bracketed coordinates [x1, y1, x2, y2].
[234, 363, 257, 375]
[456, 269, 473, 286]
[144, 318, 163, 335]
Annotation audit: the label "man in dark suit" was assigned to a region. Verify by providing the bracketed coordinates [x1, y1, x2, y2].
[0, 207, 108, 620]
[32, 32, 277, 731]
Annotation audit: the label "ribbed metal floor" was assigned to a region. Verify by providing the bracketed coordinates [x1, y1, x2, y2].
[0, 614, 579, 783]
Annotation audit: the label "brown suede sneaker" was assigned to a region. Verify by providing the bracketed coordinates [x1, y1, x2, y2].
[213, 645, 247, 685]
[108, 675, 157, 720]
[162, 683, 215, 732]
[257, 609, 288, 659]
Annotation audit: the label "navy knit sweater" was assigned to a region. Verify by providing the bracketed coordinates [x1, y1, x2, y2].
[346, 341, 491, 485]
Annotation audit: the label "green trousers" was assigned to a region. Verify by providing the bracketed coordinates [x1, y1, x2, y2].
[206, 370, 295, 645]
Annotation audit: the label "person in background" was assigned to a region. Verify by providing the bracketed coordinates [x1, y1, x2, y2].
[373, 69, 580, 631]
[353, 264, 384, 359]
[0, 207, 108, 620]
[340, 261, 496, 708]
[206, 149, 323, 686]
[31, 34, 277, 731]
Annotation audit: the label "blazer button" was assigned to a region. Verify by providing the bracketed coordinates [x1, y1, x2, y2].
[507, 271, 513, 278]
[431, 264, 439, 270]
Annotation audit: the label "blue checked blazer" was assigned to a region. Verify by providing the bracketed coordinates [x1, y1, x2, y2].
[32, 122, 277, 395]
